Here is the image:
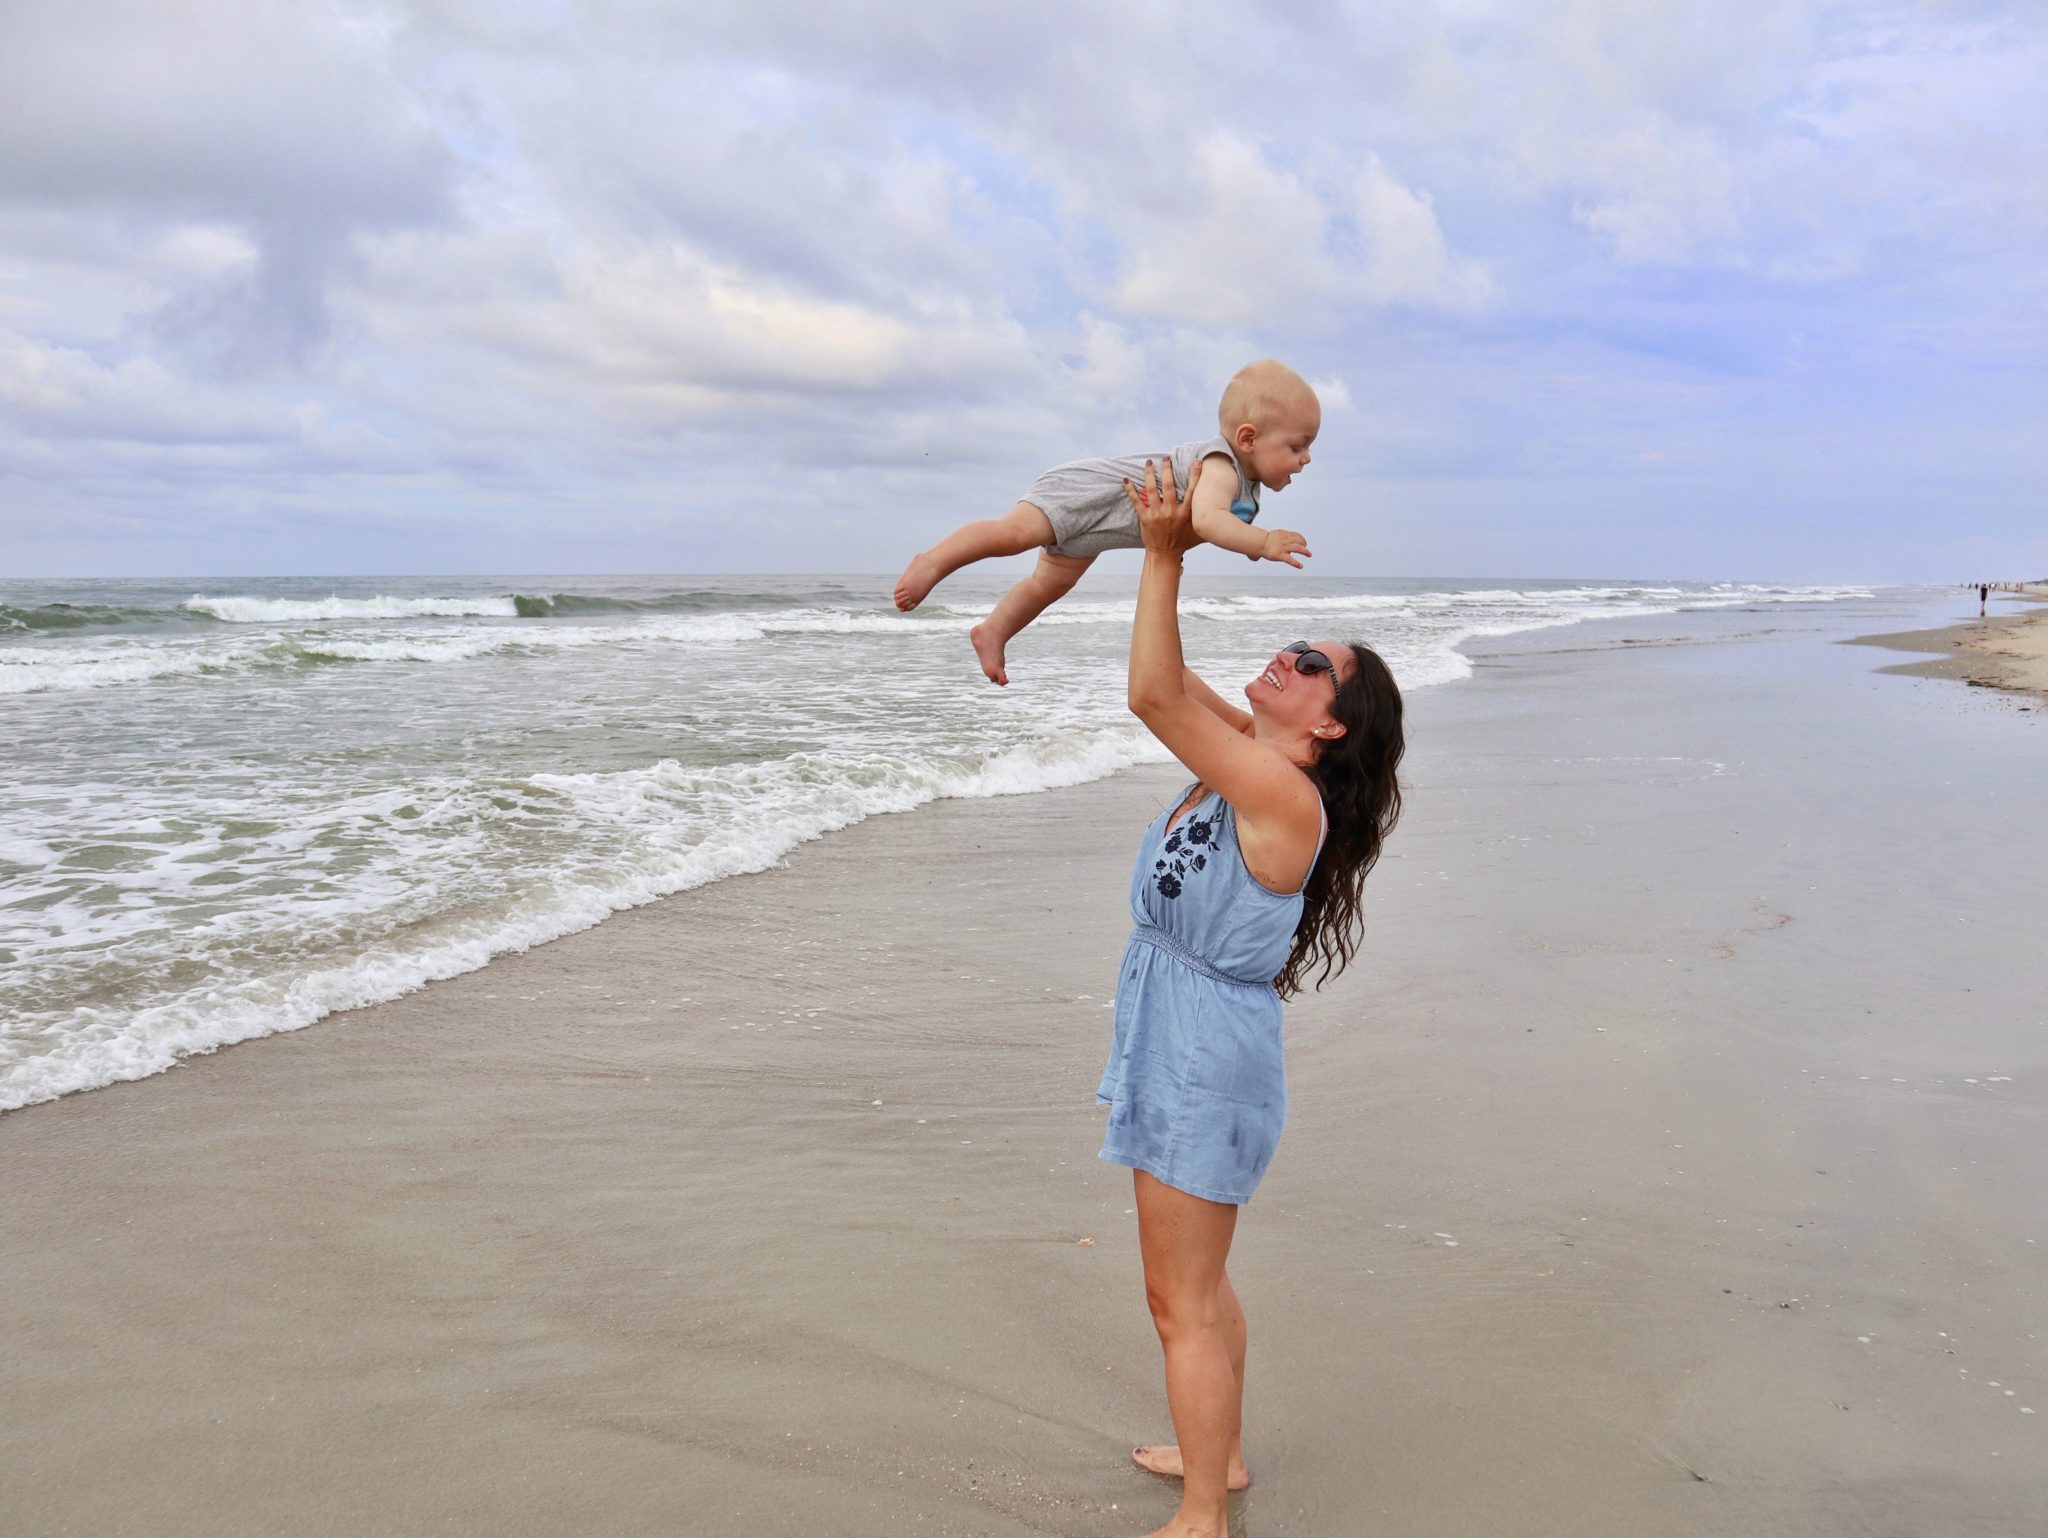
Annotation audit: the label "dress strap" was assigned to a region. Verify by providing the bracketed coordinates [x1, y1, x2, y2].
[1293, 799, 1329, 897]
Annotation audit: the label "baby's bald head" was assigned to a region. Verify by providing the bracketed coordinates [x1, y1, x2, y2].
[1219, 360, 1319, 438]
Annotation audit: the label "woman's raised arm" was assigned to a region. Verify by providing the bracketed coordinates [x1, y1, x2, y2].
[1181, 666, 1252, 735]
[1124, 460, 1322, 877]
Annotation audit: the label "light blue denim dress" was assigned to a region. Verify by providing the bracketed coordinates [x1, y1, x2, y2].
[1096, 785, 1324, 1205]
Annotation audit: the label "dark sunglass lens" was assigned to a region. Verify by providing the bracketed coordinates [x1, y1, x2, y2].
[1280, 640, 1335, 681]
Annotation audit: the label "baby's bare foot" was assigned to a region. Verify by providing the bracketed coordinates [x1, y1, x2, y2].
[1131, 1444, 1250, 1491]
[893, 552, 942, 611]
[969, 623, 1008, 685]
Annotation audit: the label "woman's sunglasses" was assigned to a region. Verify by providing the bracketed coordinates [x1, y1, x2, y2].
[1282, 641, 1339, 684]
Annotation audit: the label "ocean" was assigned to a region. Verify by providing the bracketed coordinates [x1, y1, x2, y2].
[0, 571, 1873, 1110]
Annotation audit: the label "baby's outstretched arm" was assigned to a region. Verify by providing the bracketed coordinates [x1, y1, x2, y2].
[1185, 454, 1311, 568]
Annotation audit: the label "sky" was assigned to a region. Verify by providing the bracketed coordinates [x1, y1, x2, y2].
[1, 0, 2042, 582]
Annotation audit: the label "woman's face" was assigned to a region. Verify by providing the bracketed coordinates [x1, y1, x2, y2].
[1247, 639, 1354, 735]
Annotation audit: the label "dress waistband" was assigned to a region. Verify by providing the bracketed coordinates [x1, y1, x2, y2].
[1128, 922, 1274, 990]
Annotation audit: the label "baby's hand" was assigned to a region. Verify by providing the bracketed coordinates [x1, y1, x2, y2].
[1259, 528, 1312, 569]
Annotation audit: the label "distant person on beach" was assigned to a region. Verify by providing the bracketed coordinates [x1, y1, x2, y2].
[1980, 583, 1989, 616]
[1099, 457, 1403, 1537]
[892, 360, 1320, 684]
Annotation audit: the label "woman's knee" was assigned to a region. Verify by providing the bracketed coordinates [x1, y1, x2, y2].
[1144, 1275, 1225, 1341]
[1143, 1279, 1182, 1339]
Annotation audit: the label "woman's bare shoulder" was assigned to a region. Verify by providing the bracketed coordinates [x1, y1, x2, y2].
[1223, 752, 1324, 895]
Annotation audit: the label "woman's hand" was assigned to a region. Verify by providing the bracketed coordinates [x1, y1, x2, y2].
[1124, 458, 1202, 558]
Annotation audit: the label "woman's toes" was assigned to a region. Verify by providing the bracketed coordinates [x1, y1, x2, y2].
[1130, 1444, 1250, 1490]
[1132, 1445, 1183, 1477]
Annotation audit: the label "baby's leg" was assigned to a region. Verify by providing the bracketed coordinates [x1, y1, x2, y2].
[970, 550, 1093, 685]
[894, 501, 1055, 611]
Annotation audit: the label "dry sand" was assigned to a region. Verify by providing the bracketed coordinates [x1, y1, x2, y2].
[1850, 600, 2048, 703]
[5, 603, 2045, 1537]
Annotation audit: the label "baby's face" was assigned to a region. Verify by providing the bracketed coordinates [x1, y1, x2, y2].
[1241, 397, 1319, 491]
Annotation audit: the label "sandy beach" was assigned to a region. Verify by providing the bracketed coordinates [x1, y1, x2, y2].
[1849, 596, 2048, 704]
[5, 598, 2044, 1537]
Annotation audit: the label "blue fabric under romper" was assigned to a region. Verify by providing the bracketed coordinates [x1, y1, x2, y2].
[1096, 784, 1325, 1205]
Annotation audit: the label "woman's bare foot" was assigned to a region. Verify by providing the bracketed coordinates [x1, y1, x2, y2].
[1131, 1444, 1250, 1492]
[969, 623, 1008, 685]
[1136, 1518, 1228, 1538]
[893, 552, 943, 611]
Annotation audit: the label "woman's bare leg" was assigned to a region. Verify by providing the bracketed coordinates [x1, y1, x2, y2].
[969, 549, 1093, 685]
[893, 501, 1054, 611]
[1130, 1169, 1240, 1538]
[1131, 1266, 1250, 1489]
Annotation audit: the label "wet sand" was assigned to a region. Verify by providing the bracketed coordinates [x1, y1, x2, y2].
[5, 600, 2045, 1537]
[1850, 600, 2048, 703]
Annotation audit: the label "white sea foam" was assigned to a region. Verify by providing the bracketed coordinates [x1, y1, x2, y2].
[0, 573, 1889, 1110]
[184, 592, 957, 634]
[3, 585, 1877, 698]
[941, 582, 1873, 629]
[0, 726, 1166, 1110]
[1, 609, 968, 694]
[0, 643, 225, 695]
[183, 593, 524, 622]
[283, 633, 538, 665]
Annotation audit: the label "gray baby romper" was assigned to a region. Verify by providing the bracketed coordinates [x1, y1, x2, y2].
[1022, 437, 1260, 559]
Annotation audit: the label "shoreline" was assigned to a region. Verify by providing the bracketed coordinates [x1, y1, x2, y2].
[11, 575, 1862, 1112]
[5, 599, 2044, 1536]
[1846, 602, 2048, 703]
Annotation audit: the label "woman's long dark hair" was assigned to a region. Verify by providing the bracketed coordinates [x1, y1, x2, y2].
[1274, 641, 1405, 998]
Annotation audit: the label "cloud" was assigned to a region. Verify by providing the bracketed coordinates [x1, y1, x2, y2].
[1112, 135, 1344, 328]
[1348, 155, 1496, 309]
[1112, 136, 1491, 327]
[346, 225, 1043, 439]
[0, 0, 454, 368]
[0, 0, 2042, 579]
[1563, 117, 1739, 266]
[0, 327, 293, 445]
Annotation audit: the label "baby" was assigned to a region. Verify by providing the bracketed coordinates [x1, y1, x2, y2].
[893, 359, 1319, 684]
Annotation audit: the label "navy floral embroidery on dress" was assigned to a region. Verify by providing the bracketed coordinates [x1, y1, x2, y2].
[1155, 803, 1220, 900]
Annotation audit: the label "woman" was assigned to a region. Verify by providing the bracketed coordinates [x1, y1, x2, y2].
[1100, 459, 1404, 1538]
